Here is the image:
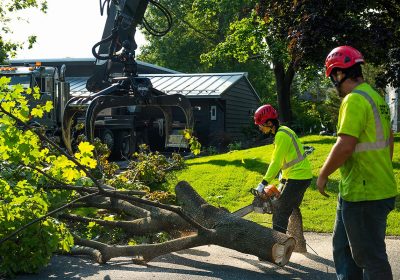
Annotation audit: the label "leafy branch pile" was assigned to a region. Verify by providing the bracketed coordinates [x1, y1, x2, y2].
[0, 77, 186, 277]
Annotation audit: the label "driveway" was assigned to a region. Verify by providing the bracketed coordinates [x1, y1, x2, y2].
[14, 232, 400, 280]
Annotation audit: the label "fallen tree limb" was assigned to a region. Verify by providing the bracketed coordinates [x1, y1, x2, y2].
[70, 181, 295, 266]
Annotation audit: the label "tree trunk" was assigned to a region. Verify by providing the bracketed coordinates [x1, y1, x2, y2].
[287, 207, 307, 253]
[175, 181, 296, 266]
[273, 61, 296, 125]
[72, 181, 296, 267]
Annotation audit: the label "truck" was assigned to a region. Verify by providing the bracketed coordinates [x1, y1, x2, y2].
[0, 0, 194, 159]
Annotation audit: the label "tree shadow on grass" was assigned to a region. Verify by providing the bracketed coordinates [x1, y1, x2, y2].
[392, 161, 400, 170]
[187, 158, 268, 175]
[302, 137, 336, 145]
[309, 177, 339, 195]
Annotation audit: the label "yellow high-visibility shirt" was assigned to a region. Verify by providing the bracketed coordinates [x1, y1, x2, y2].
[263, 126, 312, 183]
[337, 83, 397, 201]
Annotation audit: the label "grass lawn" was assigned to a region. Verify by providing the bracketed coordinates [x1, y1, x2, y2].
[166, 134, 400, 235]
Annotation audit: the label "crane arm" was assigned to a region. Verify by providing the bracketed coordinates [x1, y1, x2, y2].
[61, 0, 194, 156]
[86, 0, 150, 92]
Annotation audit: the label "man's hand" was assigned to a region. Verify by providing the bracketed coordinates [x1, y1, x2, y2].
[256, 183, 265, 194]
[255, 183, 281, 200]
[316, 175, 330, 197]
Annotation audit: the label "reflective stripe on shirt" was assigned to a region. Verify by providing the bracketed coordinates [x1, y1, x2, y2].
[352, 90, 390, 153]
[279, 128, 307, 169]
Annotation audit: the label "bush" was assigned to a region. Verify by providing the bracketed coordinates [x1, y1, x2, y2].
[228, 141, 242, 151]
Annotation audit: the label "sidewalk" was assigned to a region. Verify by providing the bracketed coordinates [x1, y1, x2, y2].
[14, 232, 400, 280]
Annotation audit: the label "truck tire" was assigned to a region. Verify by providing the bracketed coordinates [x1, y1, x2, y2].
[100, 129, 115, 153]
[114, 130, 134, 159]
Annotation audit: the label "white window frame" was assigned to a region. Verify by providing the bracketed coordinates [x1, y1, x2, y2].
[210, 105, 217, 121]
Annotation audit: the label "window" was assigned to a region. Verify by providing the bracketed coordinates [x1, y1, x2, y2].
[6, 74, 31, 89]
[210, 105, 217, 120]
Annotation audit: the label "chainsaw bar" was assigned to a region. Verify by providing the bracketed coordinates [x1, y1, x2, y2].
[232, 204, 255, 217]
[232, 189, 275, 217]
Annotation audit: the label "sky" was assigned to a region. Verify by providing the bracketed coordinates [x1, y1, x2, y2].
[6, 0, 146, 59]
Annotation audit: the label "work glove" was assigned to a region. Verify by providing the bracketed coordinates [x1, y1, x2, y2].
[256, 183, 265, 194]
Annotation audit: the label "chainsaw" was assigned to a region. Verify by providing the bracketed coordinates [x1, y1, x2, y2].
[232, 185, 281, 217]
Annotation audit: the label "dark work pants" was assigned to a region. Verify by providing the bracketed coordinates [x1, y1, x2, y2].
[333, 196, 395, 280]
[272, 178, 311, 233]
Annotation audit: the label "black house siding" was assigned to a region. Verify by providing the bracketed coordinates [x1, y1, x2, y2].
[223, 79, 260, 142]
[190, 99, 225, 146]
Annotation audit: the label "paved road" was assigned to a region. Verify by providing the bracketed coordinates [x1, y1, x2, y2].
[14, 233, 400, 280]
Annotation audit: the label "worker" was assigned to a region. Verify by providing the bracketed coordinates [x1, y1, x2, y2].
[317, 45, 398, 279]
[254, 104, 312, 251]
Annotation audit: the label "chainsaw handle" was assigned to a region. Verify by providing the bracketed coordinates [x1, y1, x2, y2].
[250, 188, 260, 196]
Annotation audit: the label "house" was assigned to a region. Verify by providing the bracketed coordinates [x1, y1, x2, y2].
[144, 73, 261, 146]
[10, 58, 261, 146]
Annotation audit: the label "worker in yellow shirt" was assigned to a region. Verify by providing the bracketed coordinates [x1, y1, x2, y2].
[254, 104, 312, 250]
[317, 46, 398, 280]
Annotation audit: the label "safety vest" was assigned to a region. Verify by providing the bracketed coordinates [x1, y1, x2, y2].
[337, 83, 397, 201]
[279, 128, 307, 169]
[353, 90, 390, 152]
[263, 126, 312, 183]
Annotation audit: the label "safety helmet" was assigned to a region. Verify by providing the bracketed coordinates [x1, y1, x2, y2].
[254, 104, 278, 125]
[325, 46, 364, 77]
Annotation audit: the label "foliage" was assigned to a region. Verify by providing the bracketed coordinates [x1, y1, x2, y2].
[291, 83, 340, 135]
[0, 174, 72, 277]
[0, 0, 47, 62]
[0, 75, 192, 276]
[199, 0, 400, 123]
[202, 145, 218, 156]
[183, 129, 201, 156]
[141, 0, 399, 125]
[138, 0, 275, 101]
[167, 134, 400, 235]
[126, 144, 185, 190]
[0, 77, 84, 276]
[227, 141, 242, 151]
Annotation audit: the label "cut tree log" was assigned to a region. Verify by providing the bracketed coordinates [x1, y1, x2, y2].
[71, 181, 296, 266]
[175, 181, 296, 266]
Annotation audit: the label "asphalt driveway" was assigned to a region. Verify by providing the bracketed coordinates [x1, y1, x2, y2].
[13, 232, 400, 280]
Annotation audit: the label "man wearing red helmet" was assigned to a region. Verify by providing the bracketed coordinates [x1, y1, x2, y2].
[317, 46, 397, 279]
[254, 104, 312, 251]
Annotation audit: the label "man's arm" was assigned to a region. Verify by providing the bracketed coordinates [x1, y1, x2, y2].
[316, 134, 358, 197]
[262, 133, 288, 183]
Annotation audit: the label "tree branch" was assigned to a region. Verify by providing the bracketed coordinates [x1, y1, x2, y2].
[99, 189, 212, 233]
[69, 199, 151, 218]
[73, 232, 211, 264]
[60, 213, 189, 235]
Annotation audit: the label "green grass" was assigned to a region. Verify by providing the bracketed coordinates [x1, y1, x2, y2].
[167, 134, 400, 235]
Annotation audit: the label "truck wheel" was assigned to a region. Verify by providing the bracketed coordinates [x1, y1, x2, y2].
[115, 130, 134, 159]
[100, 129, 115, 153]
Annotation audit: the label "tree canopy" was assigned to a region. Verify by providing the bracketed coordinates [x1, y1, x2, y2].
[141, 0, 400, 124]
[138, 0, 276, 101]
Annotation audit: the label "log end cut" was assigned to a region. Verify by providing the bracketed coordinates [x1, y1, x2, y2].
[271, 237, 296, 266]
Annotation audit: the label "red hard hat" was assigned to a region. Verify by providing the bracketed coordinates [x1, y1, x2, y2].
[254, 104, 278, 125]
[325, 46, 364, 77]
